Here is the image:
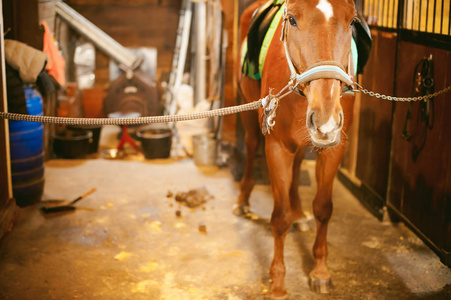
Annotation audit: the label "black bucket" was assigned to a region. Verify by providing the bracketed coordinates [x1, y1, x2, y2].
[137, 127, 172, 159]
[67, 125, 102, 153]
[53, 129, 93, 159]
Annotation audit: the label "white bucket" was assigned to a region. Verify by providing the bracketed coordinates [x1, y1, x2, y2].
[192, 134, 217, 166]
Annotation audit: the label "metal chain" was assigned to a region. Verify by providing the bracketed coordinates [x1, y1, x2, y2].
[355, 83, 451, 102]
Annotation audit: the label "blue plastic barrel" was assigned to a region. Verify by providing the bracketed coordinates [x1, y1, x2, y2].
[9, 124, 44, 160]
[9, 87, 45, 207]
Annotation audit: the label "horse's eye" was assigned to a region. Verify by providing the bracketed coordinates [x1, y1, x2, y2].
[288, 16, 297, 27]
[350, 16, 360, 28]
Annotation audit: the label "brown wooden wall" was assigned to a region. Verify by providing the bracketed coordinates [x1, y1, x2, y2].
[388, 42, 451, 262]
[4, 0, 42, 50]
[355, 31, 396, 200]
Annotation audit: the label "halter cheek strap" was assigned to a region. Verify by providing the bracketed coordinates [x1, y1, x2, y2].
[280, 3, 354, 87]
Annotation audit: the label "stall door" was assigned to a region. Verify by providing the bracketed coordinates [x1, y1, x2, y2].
[388, 42, 451, 266]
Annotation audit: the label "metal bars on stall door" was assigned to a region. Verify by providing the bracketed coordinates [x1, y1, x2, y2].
[363, 0, 451, 35]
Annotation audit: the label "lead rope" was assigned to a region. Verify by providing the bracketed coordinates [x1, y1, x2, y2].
[0, 80, 298, 127]
[0, 100, 264, 126]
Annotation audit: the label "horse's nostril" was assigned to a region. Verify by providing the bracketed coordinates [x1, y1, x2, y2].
[309, 112, 315, 129]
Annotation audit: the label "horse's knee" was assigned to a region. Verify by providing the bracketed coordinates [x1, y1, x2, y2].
[271, 208, 292, 236]
[312, 198, 333, 223]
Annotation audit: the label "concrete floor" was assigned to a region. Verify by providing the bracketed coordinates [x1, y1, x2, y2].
[0, 126, 450, 300]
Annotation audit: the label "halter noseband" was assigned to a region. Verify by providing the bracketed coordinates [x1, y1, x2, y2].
[280, 2, 354, 88]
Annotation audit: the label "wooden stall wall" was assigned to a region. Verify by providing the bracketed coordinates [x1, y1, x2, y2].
[388, 42, 451, 265]
[355, 31, 396, 202]
[339, 28, 451, 265]
[339, 30, 397, 219]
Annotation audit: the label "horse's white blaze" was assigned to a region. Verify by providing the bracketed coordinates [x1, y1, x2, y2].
[330, 81, 337, 98]
[316, 0, 333, 21]
[319, 115, 337, 133]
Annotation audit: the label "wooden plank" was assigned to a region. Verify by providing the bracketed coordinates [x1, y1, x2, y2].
[0, 2, 16, 239]
[355, 31, 396, 201]
[341, 77, 362, 178]
[13, 0, 42, 49]
[221, 0, 239, 143]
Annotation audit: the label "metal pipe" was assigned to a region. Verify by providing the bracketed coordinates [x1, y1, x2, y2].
[194, 0, 207, 105]
[0, 1, 13, 199]
[432, 0, 437, 33]
[55, 2, 138, 70]
[167, 0, 192, 117]
[174, 1, 192, 91]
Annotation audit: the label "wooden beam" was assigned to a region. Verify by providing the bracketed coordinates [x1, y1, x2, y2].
[0, 0, 17, 240]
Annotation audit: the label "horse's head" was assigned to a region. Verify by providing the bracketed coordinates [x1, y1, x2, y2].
[283, 0, 357, 147]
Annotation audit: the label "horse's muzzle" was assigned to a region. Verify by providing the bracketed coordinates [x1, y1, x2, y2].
[306, 109, 343, 147]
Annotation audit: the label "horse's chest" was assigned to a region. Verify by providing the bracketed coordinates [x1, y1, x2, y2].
[261, 97, 312, 148]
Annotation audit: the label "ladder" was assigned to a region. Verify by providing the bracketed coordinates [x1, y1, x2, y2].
[166, 0, 193, 116]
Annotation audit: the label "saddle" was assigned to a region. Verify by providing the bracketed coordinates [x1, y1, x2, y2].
[352, 13, 372, 74]
[242, 0, 284, 80]
[242, 0, 372, 79]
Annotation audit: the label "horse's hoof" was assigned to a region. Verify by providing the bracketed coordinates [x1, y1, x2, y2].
[309, 276, 332, 294]
[292, 221, 309, 232]
[263, 291, 289, 299]
[292, 212, 313, 232]
[232, 204, 250, 217]
[264, 295, 288, 300]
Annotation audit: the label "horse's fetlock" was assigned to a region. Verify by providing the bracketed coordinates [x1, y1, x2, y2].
[270, 262, 286, 278]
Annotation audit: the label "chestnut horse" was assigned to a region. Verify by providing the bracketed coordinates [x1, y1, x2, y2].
[236, 0, 358, 297]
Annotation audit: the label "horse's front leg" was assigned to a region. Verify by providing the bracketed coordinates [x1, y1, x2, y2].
[310, 143, 346, 293]
[290, 147, 312, 231]
[234, 110, 260, 216]
[234, 77, 261, 216]
[265, 138, 295, 299]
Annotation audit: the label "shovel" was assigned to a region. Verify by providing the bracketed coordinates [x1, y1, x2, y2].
[40, 188, 97, 213]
